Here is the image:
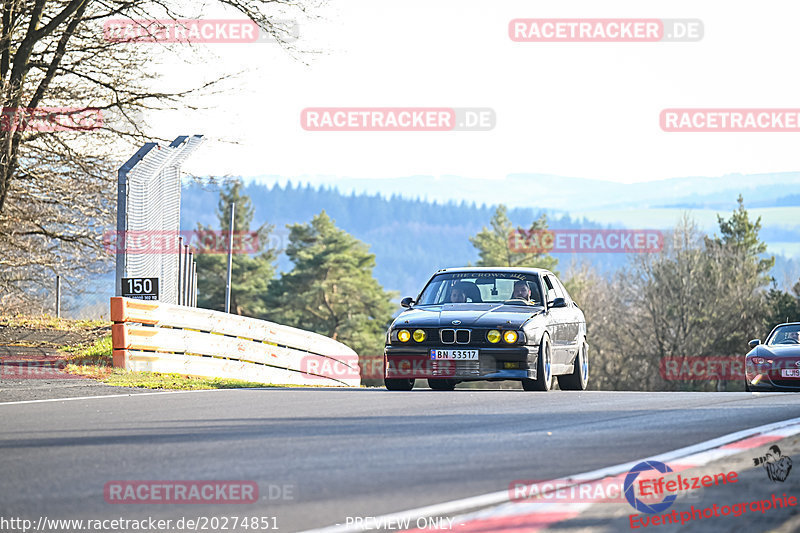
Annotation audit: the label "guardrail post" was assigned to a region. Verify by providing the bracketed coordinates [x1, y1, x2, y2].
[177, 236, 184, 305]
[183, 244, 190, 306]
[192, 261, 197, 307]
[55, 275, 61, 318]
[225, 202, 235, 313]
[189, 255, 196, 307]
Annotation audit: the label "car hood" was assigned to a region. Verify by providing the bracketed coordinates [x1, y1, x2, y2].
[393, 303, 545, 329]
[752, 345, 800, 358]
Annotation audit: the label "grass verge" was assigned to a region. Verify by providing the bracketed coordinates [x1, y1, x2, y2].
[63, 335, 285, 390]
[1, 315, 109, 331]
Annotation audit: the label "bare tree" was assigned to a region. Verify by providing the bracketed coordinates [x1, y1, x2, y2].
[0, 0, 319, 311]
[575, 214, 769, 392]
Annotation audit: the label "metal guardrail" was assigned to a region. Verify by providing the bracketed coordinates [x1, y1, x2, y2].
[110, 297, 361, 387]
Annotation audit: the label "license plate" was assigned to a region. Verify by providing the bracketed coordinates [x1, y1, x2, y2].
[781, 369, 800, 378]
[431, 349, 478, 360]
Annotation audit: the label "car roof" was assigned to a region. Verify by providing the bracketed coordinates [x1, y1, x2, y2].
[773, 322, 800, 327]
[434, 267, 552, 276]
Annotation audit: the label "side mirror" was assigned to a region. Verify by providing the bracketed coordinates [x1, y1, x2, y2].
[551, 297, 567, 308]
[748, 339, 761, 347]
[400, 297, 415, 308]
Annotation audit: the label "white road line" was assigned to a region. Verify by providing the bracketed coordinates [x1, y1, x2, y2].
[301, 415, 800, 533]
[0, 387, 265, 406]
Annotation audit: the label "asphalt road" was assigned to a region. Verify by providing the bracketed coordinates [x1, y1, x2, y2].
[2, 389, 800, 532]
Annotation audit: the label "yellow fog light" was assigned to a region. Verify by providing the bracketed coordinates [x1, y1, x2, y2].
[503, 331, 518, 344]
[487, 330, 501, 343]
[413, 329, 426, 342]
[398, 329, 411, 342]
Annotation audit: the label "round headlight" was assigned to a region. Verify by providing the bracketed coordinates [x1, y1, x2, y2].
[397, 329, 411, 343]
[487, 330, 501, 344]
[503, 331, 518, 344]
[413, 329, 426, 342]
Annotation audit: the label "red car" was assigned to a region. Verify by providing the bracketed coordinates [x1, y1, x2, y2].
[745, 322, 800, 391]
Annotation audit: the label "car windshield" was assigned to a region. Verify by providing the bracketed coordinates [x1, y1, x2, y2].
[767, 324, 800, 345]
[416, 272, 543, 306]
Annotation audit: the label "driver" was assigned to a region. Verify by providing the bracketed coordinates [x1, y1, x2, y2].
[449, 283, 468, 303]
[512, 280, 531, 300]
[787, 331, 800, 344]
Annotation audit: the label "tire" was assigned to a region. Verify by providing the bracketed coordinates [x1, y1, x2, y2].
[428, 378, 456, 391]
[385, 378, 415, 391]
[558, 341, 589, 391]
[522, 335, 552, 391]
[744, 378, 751, 392]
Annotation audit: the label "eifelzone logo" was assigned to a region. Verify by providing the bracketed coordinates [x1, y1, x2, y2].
[624, 461, 677, 514]
[753, 445, 793, 482]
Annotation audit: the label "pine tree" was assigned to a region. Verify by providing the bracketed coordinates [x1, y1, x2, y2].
[765, 283, 800, 327]
[195, 181, 278, 316]
[706, 194, 775, 279]
[265, 211, 397, 384]
[469, 205, 559, 272]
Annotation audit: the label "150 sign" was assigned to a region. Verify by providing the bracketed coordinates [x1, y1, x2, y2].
[121, 277, 159, 301]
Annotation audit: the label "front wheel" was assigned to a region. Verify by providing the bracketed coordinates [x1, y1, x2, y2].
[385, 378, 415, 391]
[522, 336, 552, 391]
[558, 341, 589, 390]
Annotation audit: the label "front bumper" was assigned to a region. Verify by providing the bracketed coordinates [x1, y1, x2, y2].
[746, 373, 800, 391]
[746, 358, 800, 391]
[384, 345, 537, 380]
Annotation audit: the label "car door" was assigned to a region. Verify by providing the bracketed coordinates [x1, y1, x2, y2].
[542, 274, 569, 364]
[554, 275, 582, 362]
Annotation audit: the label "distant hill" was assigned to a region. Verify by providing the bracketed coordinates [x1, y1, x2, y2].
[240, 171, 800, 212]
[751, 194, 800, 208]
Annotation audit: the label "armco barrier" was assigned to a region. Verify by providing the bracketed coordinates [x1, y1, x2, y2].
[110, 297, 360, 387]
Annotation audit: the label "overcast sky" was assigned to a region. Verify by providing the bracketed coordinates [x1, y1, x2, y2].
[142, 0, 800, 186]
